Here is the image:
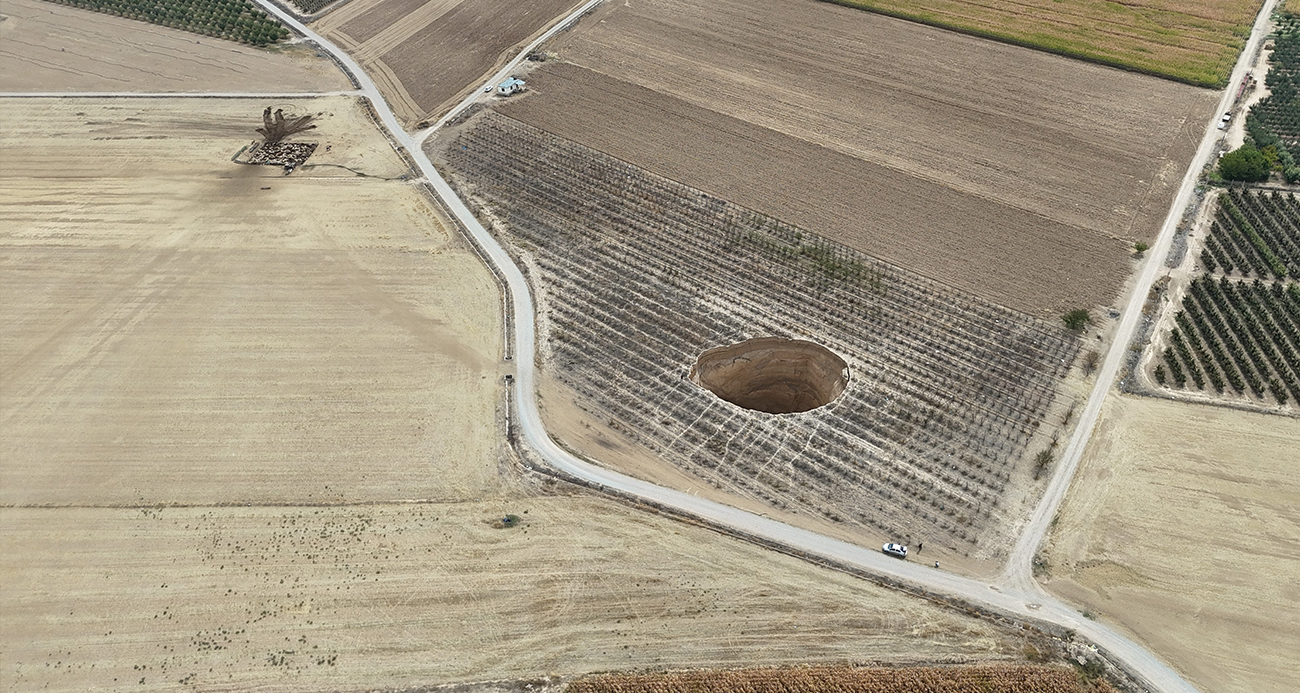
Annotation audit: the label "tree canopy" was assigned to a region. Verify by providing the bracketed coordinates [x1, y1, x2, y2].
[1218, 146, 1272, 182]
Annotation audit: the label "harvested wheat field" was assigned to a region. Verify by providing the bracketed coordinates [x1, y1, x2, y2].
[0, 497, 1041, 691]
[0, 0, 349, 92]
[0, 96, 503, 505]
[503, 0, 1220, 317]
[313, 0, 580, 123]
[1042, 395, 1300, 693]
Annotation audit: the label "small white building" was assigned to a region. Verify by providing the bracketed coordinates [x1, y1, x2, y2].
[496, 77, 526, 96]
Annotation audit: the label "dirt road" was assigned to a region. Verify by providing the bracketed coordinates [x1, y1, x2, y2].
[1001, 0, 1282, 594]
[247, 1, 1278, 690]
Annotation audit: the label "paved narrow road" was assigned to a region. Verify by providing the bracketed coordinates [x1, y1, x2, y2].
[245, 0, 1281, 690]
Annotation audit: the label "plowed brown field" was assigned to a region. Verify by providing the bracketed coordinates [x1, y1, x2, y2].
[314, 0, 580, 123]
[501, 0, 1220, 316]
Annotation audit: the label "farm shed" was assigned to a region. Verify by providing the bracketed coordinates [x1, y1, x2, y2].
[497, 78, 526, 96]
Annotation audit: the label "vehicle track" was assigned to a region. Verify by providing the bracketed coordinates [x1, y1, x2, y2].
[244, 0, 1281, 690]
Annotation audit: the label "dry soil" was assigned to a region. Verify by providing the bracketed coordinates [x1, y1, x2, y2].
[1043, 394, 1300, 693]
[314, 0, 580, 123]
[1, 497, 1029, 692]
[503, 0, 1220, 317]
[0, 0, 349, 92]
[0, 96, 503, 505]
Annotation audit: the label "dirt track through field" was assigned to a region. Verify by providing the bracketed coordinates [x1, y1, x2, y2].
[509, 0, 1219, 316]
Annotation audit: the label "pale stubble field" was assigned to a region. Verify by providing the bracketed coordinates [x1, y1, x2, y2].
[0, 96, 503, 505]
[0, 0, 350, 93]
[1043, 395, 1300, 693]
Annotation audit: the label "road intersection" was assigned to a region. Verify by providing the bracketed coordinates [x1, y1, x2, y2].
[245, 1, 1283, 689]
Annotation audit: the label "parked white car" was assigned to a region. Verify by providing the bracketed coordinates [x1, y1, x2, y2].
[882, 543, 908, 558]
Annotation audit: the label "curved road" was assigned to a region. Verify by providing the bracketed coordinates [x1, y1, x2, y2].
[247, 0, 1280, 690]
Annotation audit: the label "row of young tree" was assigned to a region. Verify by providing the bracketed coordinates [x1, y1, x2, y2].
[288, 0, 335, 14]
[1156, 276, 1300, 405]
[42, 0, 288, 46]
[1199, 190, 1300, 279]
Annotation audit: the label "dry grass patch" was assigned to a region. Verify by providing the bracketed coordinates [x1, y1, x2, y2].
[1044, 395, 1300, 693]
[569, 664, 1114, 693]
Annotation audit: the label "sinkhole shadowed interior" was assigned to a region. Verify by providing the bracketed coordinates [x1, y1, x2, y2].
[690, 337, 849, 414]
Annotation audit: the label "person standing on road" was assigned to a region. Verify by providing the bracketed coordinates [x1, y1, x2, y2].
[934, 561, 939, 569]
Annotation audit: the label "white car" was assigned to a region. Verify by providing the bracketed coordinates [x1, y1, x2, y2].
[882, 542, 908, 558]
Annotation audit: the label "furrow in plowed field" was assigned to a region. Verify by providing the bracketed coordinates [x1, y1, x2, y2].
[440, 113, 1081, 554]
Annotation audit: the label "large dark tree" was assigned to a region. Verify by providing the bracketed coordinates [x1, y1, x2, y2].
[1218, 146, 1271, 182]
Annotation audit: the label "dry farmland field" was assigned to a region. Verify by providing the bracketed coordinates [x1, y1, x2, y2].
[436, 112, 1083, 570]
[568, 664, 1116, 693]
[825, 0, 1264, 87]
[0, 0, 349, 92]
[0, 96, 503, 505]
[1, 497, 1042, 692]
[313, 0, 581, 124]
[1042, 395, 1300, 693]
[0, 95, 1055, 691]
[511, 0, 1220, 318]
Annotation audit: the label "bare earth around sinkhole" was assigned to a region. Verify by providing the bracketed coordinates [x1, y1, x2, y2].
[689, 338, 849, 414]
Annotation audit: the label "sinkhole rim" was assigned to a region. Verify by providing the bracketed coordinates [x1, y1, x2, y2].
[688, 337, 850, 415]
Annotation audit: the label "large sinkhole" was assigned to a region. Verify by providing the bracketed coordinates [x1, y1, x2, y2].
[689, 337, 849, 414]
